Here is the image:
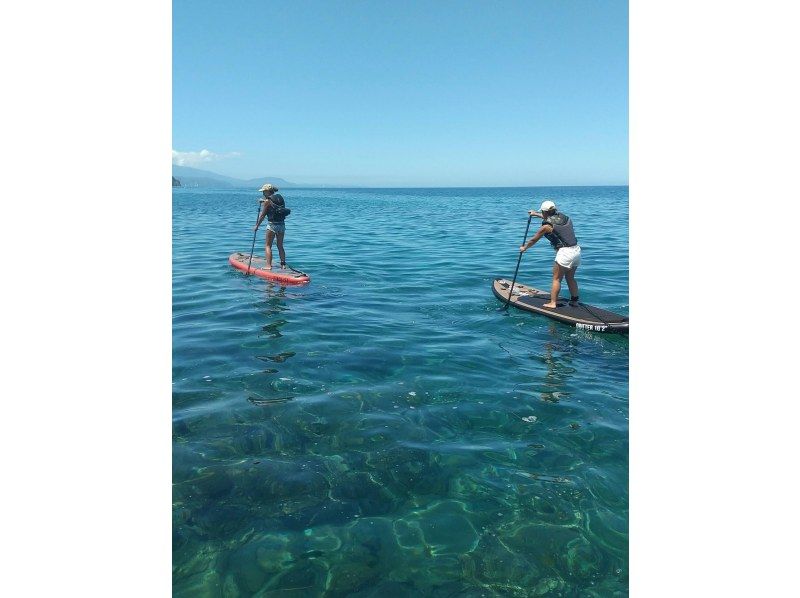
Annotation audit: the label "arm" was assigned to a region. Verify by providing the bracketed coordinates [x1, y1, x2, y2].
[520, 225, 552, 252]
[527, 210, 544, 219]
[253, 200, 271, 230]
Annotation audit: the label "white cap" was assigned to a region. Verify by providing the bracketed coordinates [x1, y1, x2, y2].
[259, 183, 277, 193]
[540, 200, 556, 212]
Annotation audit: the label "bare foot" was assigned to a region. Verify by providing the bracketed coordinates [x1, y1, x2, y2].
[265, 264, 272, 270]
[542, 302, 558, 308]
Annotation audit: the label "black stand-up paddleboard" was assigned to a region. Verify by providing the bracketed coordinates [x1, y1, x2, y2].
[493, 278, 628, 334]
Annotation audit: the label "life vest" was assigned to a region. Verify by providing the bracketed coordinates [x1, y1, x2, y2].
[266, 194, 291, 222]
[542, 212, 578, 249]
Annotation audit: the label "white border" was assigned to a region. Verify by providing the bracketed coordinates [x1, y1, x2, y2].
[4, 0, 171, 595]
[4, 0, 799, 594]
[631, 0, 799, 595]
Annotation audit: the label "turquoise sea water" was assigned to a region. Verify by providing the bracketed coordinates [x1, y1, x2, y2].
[173, 187, 628, 596]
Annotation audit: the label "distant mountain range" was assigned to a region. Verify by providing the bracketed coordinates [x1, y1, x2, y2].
[172, 165, 301, 189]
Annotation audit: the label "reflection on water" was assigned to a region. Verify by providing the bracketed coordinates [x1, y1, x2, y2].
[539, 324, 579, 404]
[256, 352, 296, 363]
[173, 187, 628, 596]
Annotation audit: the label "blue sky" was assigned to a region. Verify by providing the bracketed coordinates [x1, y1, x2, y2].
[173, 0, 628, 187]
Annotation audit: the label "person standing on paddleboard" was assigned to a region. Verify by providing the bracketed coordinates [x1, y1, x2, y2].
[519, 200, 581, 309]
[253, 183, 288, 270]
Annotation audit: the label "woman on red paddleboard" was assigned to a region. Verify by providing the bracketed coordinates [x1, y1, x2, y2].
[253, 183, 288, 270]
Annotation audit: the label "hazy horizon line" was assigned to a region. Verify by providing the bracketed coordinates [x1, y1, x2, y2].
[173, 183, 629, 190]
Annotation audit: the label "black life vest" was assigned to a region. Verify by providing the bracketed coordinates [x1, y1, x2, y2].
[542, 212, 578, 249]
[266, 194, 291, 222]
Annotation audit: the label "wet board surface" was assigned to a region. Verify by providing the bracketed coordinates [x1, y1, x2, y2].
[493, 278, 628, 334]
[229, 252, 311, 285]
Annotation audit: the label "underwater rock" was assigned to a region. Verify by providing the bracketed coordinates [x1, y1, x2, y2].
[393, 517, 425, 552]
[174, 506, 192, 525]
[473, 532, 538, 586]
[279, 499, 360, 531]
[172, 525, 189, 552]
[579, 574, 629, 597]
[263, 559, 328, 595]
[583, 469, 628, 509]
[392, 500, 479, 557]
[294, 526, 342, 553]
[321, 517, 409, 590]
[221, 573, 240, 598]
[438, 584, 490, 598]
[243, 463, 330, 510]
[225, 541, 273, 594]
[564, 535, 609, 582]
[319, 453, 353, 477]
[329, 471, 395, 517]
[446, 472, 508, 511]
[345, 517, 397, 564]
[306, 420, 334, 436]
[232, 426, 277, 455]
[351, 580, 417, 597]
[532, 576, 564, 596]
[190, 504, 251, 539]
[172, 569, 223, 598]
[331, 434, 365, 449]
[173, 419, 190, 438]
[423, 581, 486, 597]
[516, 491, 582, 527]
[503, 523, 580, 574]
[193, 469, 234, 499]
[585, 507, 628, 555]
[458, 553, 477, 580]
[326, 561, 380, 596]
[367, 446, 448, 496]
[254, 534, 292, 573]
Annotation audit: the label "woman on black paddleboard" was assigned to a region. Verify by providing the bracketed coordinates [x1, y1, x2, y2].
[519, 200, 582, 309]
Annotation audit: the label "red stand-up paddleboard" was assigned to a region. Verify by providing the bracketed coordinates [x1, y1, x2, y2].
[229, 252, 311, 285]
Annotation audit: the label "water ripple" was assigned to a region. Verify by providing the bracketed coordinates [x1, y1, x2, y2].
[173, 186, 628, 595]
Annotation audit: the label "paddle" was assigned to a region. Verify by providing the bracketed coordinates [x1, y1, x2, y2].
[246, 199, 263, 275]
[503, 215, 533, 309]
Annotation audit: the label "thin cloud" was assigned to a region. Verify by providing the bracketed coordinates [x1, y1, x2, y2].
[172, 149, 241, 167]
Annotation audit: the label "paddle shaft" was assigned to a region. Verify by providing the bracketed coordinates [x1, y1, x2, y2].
[246, 200, 262, 275]
[504, 215, 533, 309]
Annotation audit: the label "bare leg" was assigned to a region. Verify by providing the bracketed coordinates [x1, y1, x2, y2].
[265, 229, 275, 269]
[276, 231, 286, 266]
[565, 266, 579, 298]
[543, 262, 563, 308]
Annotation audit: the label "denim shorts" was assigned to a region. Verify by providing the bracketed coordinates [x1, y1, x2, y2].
[267, 222, 285, 233]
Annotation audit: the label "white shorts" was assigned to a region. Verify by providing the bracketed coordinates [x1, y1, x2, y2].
[555, 245, 581, 270]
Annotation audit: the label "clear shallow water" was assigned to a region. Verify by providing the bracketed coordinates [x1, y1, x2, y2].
[173, 187, 628, 597]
